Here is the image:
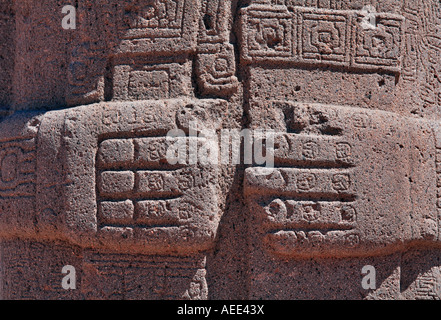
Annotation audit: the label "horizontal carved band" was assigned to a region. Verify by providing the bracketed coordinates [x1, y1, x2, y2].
[240, 4, 405, 73]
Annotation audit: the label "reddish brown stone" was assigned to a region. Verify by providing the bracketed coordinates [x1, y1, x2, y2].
[1, 0, 441, 300]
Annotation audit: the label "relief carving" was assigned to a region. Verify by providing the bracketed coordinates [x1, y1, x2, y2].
[2, 0, 441, 301]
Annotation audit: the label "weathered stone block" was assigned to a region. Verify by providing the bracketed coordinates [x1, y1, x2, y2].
[3, 0, 441, 301]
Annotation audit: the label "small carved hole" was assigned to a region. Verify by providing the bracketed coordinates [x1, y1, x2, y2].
[203, 14, 213, 30]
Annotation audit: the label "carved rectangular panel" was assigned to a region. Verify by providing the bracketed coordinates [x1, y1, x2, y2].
[402, 5, 419, 82]
[119, 0, 186, 39]
[245, 101, 439, 258]
[112, 61, 193, 101]
[0, 112, 41, 241]
[241, 5, 294, 61]
[0, 138, 36, 198]
[198, 0, 230, 44]
[414, 273, 440, 300]
[83, 253, 208, 300]
[240, 4, 405, 73]
[57, 100, 222, 255]
[196, 1, 239, 97]
[196, 44, 239, 96]
[115, 0, 200, 56]
[96, 136, 209, 230]
[270, 0, 348, 9]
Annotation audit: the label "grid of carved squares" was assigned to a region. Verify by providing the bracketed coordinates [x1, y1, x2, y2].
[241, 5, 404, 72]
[96, 137, 203, 228]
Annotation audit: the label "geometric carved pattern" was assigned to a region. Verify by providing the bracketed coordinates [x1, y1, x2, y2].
[414, 272, 441, 300]
[0, 120, 39, 240]
[244, 101, 441, 258]
[96, 136, 209, 230]
[270, 0, 346, 9]
[52, 101, 221, 255]
[0, 138, 36, 198]
[196, 0, 239, 96]
[244, 103, 366, 257]
[196, 44, 239, 96]
[240, 4, 405, 73]
[299, 8, 351, 65]
[84, 253, 208, 300]
[119, 0, 186, 39]
[97, 137, 199, 227]
[112, 61, 192, 101]
[116, 0, 198, 54]
[353, 13, 404, 71]
[402, 3, 419, 82]
[198, 0, 229, 44]
[245, 130, 359, 256]
[241, 5, 294, 60]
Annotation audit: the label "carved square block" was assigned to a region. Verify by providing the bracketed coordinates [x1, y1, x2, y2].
[99, 201, 135, 226]
[352, 12, 405, 72]
[298, 8, 351, 65]
[116, 0, 200, 55]
[196, 44, 239, 96]
[54, 100, 222, 255]
[240, 4, 294, 62]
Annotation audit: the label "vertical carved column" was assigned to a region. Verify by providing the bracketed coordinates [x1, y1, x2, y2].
[239, 1, 441, 299]
[196, 0, 239, 97]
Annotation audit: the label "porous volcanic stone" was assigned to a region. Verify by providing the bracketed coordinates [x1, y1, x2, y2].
[1, 0, 441, 300]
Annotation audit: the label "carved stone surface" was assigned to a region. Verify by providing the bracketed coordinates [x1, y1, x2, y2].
[2, 0, 441, 300]
[246, 102, 439, 258]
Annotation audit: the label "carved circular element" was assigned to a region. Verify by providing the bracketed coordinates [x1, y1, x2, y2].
[266, 199, 287, 220]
